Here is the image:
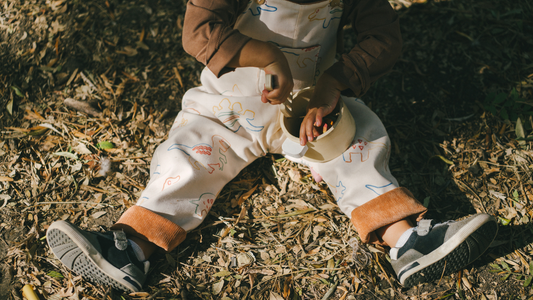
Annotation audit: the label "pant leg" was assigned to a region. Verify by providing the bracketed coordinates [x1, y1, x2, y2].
[112, 82, 284, 251]
[305, 97, 427, 245]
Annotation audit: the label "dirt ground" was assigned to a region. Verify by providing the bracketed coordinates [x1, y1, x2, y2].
[1, 0, 533, 299]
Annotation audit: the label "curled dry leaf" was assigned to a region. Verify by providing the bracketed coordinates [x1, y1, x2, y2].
[64, 98, 102, 117]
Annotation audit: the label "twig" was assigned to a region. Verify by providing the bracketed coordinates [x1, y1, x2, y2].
[80, 71, 97, 90]
[321, 280, 338, 300]
[374, 253, 395, 295]
[101, 287, 110, 300]
[80, 184, 113, 194]
[146, 289, 162, 300]
[30, 184, 69, 204]
[437, 260, 447, 286]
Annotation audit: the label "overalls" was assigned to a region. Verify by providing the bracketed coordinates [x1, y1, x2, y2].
[112, 0, 427, 250]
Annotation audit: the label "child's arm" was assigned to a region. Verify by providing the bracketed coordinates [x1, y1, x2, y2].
[182, 0, 292, 104]
[299, 0, 403, 145]
[226, 40, 293, 105]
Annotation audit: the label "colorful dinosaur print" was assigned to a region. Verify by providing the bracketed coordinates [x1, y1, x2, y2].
[365, 182, 394, 196]
[170, 108, 202, 133]
[190, 192, 216, 219]
[328, 179, 346, 202]
[167, 135, 231, 174]
[162, 176, 181, 191]
[307, 4, 342, 28]
[249, 3, 277, 16]
[342, 138, 387, 163]
[213, 98, 264, 133]
[137, 196, 149, 206]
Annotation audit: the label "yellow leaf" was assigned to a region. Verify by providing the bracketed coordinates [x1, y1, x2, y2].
[431, 155, 454, 165]
[6, 98, 13, 115]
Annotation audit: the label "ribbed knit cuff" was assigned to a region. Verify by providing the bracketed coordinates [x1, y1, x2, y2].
[111, 205, 187, 252]
[350, 187, 427, 245]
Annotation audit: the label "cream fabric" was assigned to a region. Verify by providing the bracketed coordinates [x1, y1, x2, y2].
[135, 0, 399, 231]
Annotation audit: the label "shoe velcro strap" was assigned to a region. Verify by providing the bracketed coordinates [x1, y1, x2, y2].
[113, 231, 129, 251]
[416, 219, 433, 236]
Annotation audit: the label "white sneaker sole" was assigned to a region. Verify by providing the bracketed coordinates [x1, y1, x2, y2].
[47, 221, 141, 292]
[398, 214, 498, 287]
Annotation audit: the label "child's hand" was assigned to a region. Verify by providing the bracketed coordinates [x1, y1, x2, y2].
[226, 40, 293, 105]
[299, 73, 348, 146]
[262, 53, 293, 105]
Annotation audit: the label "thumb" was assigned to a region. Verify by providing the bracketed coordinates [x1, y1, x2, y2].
[314, 108, 325, 127]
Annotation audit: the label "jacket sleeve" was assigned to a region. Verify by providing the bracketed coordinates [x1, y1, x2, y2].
[182, 0, 251, 77]
[324, 0, 403, 97]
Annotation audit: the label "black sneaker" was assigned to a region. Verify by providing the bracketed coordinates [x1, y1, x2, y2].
[46, 221, 148, 292]
[390, 213, 498, 288]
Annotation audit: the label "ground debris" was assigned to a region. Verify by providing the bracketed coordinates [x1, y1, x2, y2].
[1, 0, 532, 299]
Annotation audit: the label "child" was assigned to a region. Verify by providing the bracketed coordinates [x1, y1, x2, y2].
[46, 0, 498, 292]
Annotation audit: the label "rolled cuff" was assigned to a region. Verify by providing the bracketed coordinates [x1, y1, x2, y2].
[350, 187, 427, 245]
[111, 205, 187, 252]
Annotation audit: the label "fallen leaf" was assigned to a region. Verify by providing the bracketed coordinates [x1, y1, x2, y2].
[72, 143, 92, 155]
[270, 291, 284, 300]
[213, 270, 232, 277]
[288, 168, 302, 182]
[117, 46, 137, 56]
[128, 292, 150, 297]
[37, 123, 62, 135]
[91, 211, 107, 219]
[212, 280, 224, 295]
[97, 141, 115, 150]
[237, 252, 255, 267]
[11, 86, 24, 98]
[53, 152, 78, 160]
[307, 246, 321, 255]
[26, 126, 49, 136]
[6, 98, 13, 115]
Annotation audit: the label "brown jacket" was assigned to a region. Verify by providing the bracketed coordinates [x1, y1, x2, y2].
[182, 0, 402, 97]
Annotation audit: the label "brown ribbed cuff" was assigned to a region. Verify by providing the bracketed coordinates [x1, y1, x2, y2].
[351, 187, 427, 245]
[111, 206, 187, 252]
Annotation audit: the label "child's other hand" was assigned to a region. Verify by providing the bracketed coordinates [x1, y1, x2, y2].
[262, 52, 293, 105]
[299, 73, 348, 146]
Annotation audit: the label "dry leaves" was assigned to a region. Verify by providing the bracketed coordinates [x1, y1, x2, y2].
[1, 0, 532, 299]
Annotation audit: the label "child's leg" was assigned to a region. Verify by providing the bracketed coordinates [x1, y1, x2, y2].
[109, 87, 281, 252]
[47, 86, 282, 292]
[376, 218, 414, 247]
[306, 98, 427, 244]
[305, 97, 497, 287]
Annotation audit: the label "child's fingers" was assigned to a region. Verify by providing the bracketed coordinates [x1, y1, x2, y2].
[312, 126, 320, 138]
[314, 108, 325, 127]
[264, 89, 288, 105]
[261, 90, 269, 103]
[261, 89, 282, 104]
[300, 111, 319, 145]
[299, 116, 310, 145]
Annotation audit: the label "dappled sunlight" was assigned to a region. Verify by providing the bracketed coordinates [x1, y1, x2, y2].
[0, 0, 532, 298]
